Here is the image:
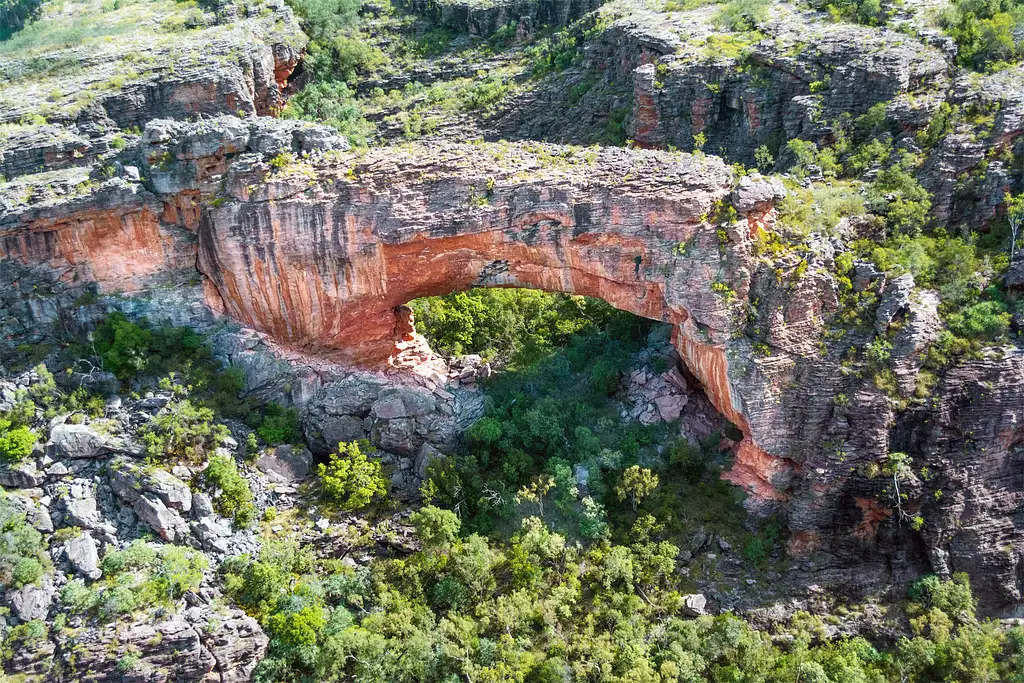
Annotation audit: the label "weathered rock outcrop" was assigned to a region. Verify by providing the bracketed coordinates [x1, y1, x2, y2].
[51, 604, 267, 682]
[496, 0, 1022, 230]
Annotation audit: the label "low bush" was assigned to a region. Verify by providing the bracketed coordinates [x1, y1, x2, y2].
[255, 403, 301, 446]
[62, 540, 207, 621]
[0, 416, 34, 462]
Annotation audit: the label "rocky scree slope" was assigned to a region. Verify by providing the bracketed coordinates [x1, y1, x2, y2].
[0, 361, 464, 680]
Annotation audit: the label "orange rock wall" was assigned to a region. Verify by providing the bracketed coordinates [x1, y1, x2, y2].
[0, 202, 195, 293]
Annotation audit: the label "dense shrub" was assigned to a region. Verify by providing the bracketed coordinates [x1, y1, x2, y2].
[865, 158, 932, 236]
[0, 416, 35, 462]
[941, 0, 1024, 71]
[282, 81, 373, 145]
[94, 312, 152, 380]
[0, 0, 43, 41]
[0, 495, 48, 589]
[410, 290, 639, 367]
[141, 400, 229, 463]
[255, 403, 301, 446]
[285, 0, 360, 42]
[317, 440, 388, 510]
[715, 0, 770, 31]
[218, 507, 1024, 683]
[854, 229, 1009, 345]
[62, 540, 207, 621]
[203, 455, 256, 528]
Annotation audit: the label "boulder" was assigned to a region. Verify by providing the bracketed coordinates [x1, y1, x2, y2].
[63, 482, 102, 529]
[191, 516, 233, 554]
[6, 493, 54, 533]
[146, 468, 193, 513]
[255, 444, 312, 483]
[731, 174, 786, 213]
[7, 575, 55, 621]
[682, 593, 707, 617]
[48, 423, 106, 459]
[303, 374, 390, 453]
[414, 443, 448, 479]
[65, 533, 102, 580]
[371, 417, 420, 455]
[370, 388, 436, 421]
[875, 273, 915, 332]
[191, 492, 216, 519]
[367, 388, 438, 455]
[192, 605, 269, 683]
[109, 458, 191, 512]
[654, 394, 688, 422]
[56, 370, 119, 397]
[0, 461, 45, 488]
[134, 494, 189, 543]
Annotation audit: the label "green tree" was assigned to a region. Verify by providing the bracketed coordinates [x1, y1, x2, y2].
[0, 495, 47, 589]
[94, 312, 153, 380]
[317, 440, 389, 510]
[616, 466, 660, 511]
[1006, 192, 1024, 259]
[141, 400, 229, 463]
[410, 505, 461, 549]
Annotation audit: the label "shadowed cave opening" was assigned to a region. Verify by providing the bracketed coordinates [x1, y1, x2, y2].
[389, 287, 776, 562]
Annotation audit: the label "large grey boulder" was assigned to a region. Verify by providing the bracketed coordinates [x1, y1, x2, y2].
[134, 494, 189, 543]
[63, 481, 102, 529]
[255, 444, 312, 483]
[0, 461, 44, 488]
[682, 593, 707, 617]
[56, 370, 119, 397]
[7, 575, 55, 621]
[370, 388, 437, 421]
[368, 388, 438, 456]
[146, 468, 192, 513]
[65, 533, 102, 580]
[303, 374, 390, 454]
[191, 516, 233, 555]
[109, 458, 191, 512]
[875, 273, 915, 333]
[731, 174, 786, 213]
[48, 423, 106, 459]
[5, 493, 53, 533]
[371, 418, 420, 455]
[415, 443, 448, 479]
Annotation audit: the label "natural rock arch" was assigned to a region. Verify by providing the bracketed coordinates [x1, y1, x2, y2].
[195, 141, 802, 501]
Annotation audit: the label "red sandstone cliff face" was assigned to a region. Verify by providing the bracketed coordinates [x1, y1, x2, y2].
[0, 197, 196, 294]
[198, 144, 737, 362]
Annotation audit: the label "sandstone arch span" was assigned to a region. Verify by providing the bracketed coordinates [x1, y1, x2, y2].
[196, 141, 796, 501]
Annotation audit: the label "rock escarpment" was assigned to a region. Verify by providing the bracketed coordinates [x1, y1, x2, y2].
[1, 0, 1023, 620]
[497, 0, 1021, 230]
[3, 110, 1024, 608]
